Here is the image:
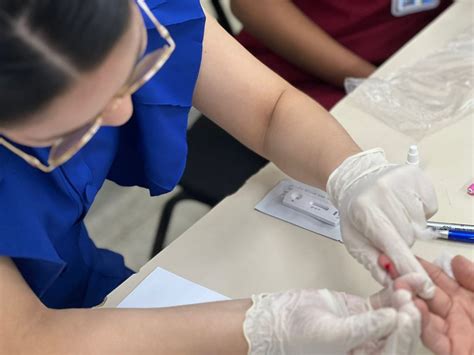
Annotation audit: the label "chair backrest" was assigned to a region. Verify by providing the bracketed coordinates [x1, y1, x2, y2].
[211, 0, 233, 34]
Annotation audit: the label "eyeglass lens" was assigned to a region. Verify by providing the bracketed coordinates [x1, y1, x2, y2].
[50, 47, 169, 163]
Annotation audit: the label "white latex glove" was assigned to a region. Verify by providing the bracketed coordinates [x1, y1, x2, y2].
[327, 148, 438, 298]
[432, 251, 455, 278]
[368, 273, 426, 355]
[243, 286, 421, 355]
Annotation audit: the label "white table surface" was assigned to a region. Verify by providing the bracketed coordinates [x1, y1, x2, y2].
[103, 1, 474, 312]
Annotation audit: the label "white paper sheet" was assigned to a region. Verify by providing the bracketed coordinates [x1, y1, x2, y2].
[255, 179, 343, 242]
[118, 267, 230, 308]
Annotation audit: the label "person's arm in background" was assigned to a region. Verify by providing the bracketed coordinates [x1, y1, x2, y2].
[230, 0, 376, 87]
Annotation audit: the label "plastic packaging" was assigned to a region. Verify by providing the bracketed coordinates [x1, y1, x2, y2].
[345, 26, 474, 141]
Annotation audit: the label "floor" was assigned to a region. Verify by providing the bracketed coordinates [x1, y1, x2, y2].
[85, 1, 242, 272]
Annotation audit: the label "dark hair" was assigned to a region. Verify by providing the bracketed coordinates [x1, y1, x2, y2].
[0, 0, 131, 126]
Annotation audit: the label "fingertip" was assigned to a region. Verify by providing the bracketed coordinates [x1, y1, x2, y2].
[451, 255, 474, 291]
[393, 289, 412, 304]
[373, 308, 398, 333]
[451, 254, 473, 273]
[393, 272, 433, 301]
[394, 278, 413, 292]
[452, 254, 470, 262]
[378, 254, 399, 279]
[378, 254, 390, 268]
[419, 282, 436, 300]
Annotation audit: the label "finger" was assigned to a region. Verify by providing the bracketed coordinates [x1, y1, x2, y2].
[341, 224, 392, 287]
[407, 166, 439, 219]
[378, 254, 400, 279]
[370, 288, 394, 310]
[381, 306, 421, 355]
[376, 170, 436, 245]
[380, 236, 434, 299]
[421, 317, 451, 355]
[377, 189, 419, 247]
[415, 299, 451, 355]
[398, 299, 422, 354]
[424, 286, 453, 319]
[393, 273, 433, 299]
[338, 308, 398, 350]
[417, 257, 459, 295]
[395, 186, 437, 241]
[414, 299, 447, 334]
[414, 299, 430, 330]
[451, 255, 474, 292]
[370, 273, 430, 310]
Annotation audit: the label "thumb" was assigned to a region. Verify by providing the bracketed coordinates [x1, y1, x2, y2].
[338, 308, 398, 350]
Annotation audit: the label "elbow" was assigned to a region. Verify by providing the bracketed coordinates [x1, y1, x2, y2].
[261, 86, 290, 159]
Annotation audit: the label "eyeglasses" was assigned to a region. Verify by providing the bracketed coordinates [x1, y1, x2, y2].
[0, 0, 175, 173]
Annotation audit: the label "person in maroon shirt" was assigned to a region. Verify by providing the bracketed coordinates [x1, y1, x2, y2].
[232, 0, 452, 110]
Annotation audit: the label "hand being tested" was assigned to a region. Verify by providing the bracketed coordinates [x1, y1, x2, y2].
[327, 148, 438, 298]
[244, 288, 421, 355]
[384, 254, 474, 355]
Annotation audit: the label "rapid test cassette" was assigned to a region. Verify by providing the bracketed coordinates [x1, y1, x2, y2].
[282, 188, 340, 226]
[255, 179, 342, 242]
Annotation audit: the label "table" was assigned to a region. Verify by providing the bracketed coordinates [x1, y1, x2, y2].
[104, 1, 473, 311]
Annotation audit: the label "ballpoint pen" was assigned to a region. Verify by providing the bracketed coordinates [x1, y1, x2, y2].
[436, 230, 474, 244]
[427, 221, 474, 232]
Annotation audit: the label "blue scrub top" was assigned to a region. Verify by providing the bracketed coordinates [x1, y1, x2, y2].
[0, 0, 205, 309]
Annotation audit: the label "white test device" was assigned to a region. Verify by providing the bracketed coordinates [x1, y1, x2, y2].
[282, 187, 340, 227]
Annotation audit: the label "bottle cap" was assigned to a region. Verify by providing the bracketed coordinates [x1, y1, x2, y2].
[406, 145, 419, 166]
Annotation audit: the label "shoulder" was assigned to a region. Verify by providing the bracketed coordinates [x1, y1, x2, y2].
[141, 0, 205, 27]
[133, 0, 206, 107]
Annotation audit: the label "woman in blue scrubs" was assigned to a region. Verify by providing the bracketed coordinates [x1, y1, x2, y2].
[0, 0, 440, 352]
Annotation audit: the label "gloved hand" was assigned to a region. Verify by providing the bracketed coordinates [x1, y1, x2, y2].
[243, 285, 421, 355]
[326, 148, 438, 299]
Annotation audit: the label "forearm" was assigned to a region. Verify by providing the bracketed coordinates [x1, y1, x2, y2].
[193, 14, 360, 188]
[262, 87, 360, 188]
[25, 300, 251, 355]
[231, 0, 375, 87]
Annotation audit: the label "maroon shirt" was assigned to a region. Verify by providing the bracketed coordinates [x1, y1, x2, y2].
[236, 0, 452, 109]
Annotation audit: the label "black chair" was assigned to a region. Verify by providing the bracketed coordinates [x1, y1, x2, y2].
[150, 118, 268, 257]
[211, 0, 233, 34]
[150, 1, 265, 257]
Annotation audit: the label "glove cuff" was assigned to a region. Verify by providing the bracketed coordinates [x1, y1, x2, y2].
[326, 148, 392, 208]
[243, 293, 277, 355]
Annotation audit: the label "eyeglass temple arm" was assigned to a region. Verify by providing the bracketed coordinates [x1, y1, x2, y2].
[137, 0, 176, 50]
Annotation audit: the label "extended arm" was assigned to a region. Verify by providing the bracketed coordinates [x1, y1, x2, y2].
[0, 256, 250, 354]
[193, 15, 361, 189]
[230, 0, 375, 87]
